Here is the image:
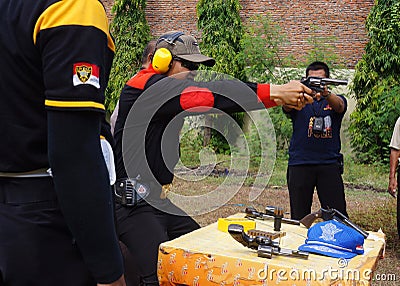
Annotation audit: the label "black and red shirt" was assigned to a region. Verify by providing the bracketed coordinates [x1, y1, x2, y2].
[114, 65, 277, 187]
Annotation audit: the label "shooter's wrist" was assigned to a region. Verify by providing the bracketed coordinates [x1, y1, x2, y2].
[257, 84, 277, 108]
[270, 84, 286, 100]
[322, 90, 331, 98]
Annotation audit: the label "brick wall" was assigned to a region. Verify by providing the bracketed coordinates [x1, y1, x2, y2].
[102, 0, 114, 20]
[103, 0, 374, 68]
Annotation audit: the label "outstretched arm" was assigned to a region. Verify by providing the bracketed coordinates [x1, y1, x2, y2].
[270, 80, 314, 110]
[135, 76, 314, 117]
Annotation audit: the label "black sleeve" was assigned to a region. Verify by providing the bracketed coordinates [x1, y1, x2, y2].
[47, 110, 123, 283]
[101, 116, 115, 148]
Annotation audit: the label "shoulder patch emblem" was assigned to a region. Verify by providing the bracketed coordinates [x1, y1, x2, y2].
[73, 62, 100, 88]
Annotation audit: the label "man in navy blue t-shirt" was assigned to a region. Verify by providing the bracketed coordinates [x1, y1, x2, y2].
[283, 61, 348, 220]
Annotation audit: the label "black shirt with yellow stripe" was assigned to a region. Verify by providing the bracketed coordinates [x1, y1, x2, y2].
[0, 0, 114, 172]
[0, 0, 123, 283]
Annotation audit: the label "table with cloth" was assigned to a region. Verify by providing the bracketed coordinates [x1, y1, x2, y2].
[157, 213, 385, 285]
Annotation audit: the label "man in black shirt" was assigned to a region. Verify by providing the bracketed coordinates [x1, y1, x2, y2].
[0, 1, 125, 285]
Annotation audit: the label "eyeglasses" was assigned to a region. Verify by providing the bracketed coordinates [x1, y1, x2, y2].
[174, 57, 199, 71]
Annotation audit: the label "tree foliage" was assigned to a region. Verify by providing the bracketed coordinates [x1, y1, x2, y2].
[238, 14, 296, 149]
[349, 0, 400, 164]
[197, 0, 244, 80]
[238, 16, 347, 149]
[239, 14, 290, 83]
[302, 25, 341, 68]
[196, 0, 245, 153]
[105, 0, 151, 113]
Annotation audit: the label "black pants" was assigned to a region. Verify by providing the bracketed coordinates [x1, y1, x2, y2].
[115, 200, 200, 285]
[0, 178, 95, 286]
[397, 169, 400, 238]
[287, 163, 348, 220]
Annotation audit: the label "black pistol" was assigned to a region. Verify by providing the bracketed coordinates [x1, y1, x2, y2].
[245, 206, 301, 226]
[228, 224, 308, 259]
[300, 207, 369, 239]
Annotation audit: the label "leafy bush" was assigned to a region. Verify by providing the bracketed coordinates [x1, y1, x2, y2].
[197, 0, 244, 80]
[106, 0, 151, 113]
[349, 0, 400, 164]
[196, 0, 245, 153]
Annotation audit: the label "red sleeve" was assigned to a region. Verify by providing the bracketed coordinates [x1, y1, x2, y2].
[180, 86, 215, 112]
[256, 84, 277, 108]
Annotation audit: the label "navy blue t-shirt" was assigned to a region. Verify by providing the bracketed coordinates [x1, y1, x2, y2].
[285, 95, 347, 166]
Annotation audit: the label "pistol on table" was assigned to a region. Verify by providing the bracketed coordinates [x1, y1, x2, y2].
[300, 207, 369, 239]
[245, 206, 303, 227]
[228, 224, 309, 259]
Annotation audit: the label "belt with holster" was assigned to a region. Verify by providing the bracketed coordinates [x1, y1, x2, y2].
[113, 178, 150, 207]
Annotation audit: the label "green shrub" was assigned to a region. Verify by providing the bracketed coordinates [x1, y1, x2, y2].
[106, 0, 151, 113]
[350, 0, 400, 164]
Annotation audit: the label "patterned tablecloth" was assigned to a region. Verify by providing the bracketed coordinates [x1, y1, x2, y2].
[157, 213, 385, 286]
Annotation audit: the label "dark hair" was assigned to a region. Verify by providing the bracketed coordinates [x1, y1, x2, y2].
[173, 56, 199, 71]
[141, 40, 157, 65]
[306, 61, 330, 78]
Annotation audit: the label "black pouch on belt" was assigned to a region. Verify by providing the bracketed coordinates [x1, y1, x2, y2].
[338, 153, 344, 174]
[114, 178, 150, 207]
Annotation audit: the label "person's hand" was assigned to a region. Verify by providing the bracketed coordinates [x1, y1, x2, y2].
[271, 80, 314, 110]
[388, 188, 397, 198]
[98, 275, 126, 286]
[311, 85, 325, 101]
[388, 178, 397, 198]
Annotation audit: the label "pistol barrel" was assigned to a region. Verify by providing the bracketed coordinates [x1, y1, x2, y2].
[245, 207, 300, 225]
[322, 78, 348, 86]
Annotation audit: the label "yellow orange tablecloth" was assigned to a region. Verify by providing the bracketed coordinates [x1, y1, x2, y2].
[157, 213, 385, 285]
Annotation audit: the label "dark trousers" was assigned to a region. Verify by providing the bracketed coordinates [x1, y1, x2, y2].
[115, 201, 200, 285]
[397, 169, 400, 238]
[0, 178, 95, 286]
[287, 163, 348, 220]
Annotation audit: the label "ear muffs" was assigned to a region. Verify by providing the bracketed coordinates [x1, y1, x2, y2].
[152, 48, 173, 74]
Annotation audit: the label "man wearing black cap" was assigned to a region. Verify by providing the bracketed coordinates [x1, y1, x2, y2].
[113, 31, 314, 285]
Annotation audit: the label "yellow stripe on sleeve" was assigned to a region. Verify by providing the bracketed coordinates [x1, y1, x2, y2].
[45, 99, 105, 110]
[33, 0, 115, 51]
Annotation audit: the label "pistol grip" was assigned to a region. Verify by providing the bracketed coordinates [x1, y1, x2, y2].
[228, 224, 248, 247]
[300, 212, 322, 228]
[244, 206, 260, 220]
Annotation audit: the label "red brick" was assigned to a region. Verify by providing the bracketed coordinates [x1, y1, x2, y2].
[103, 0, 374, 68]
